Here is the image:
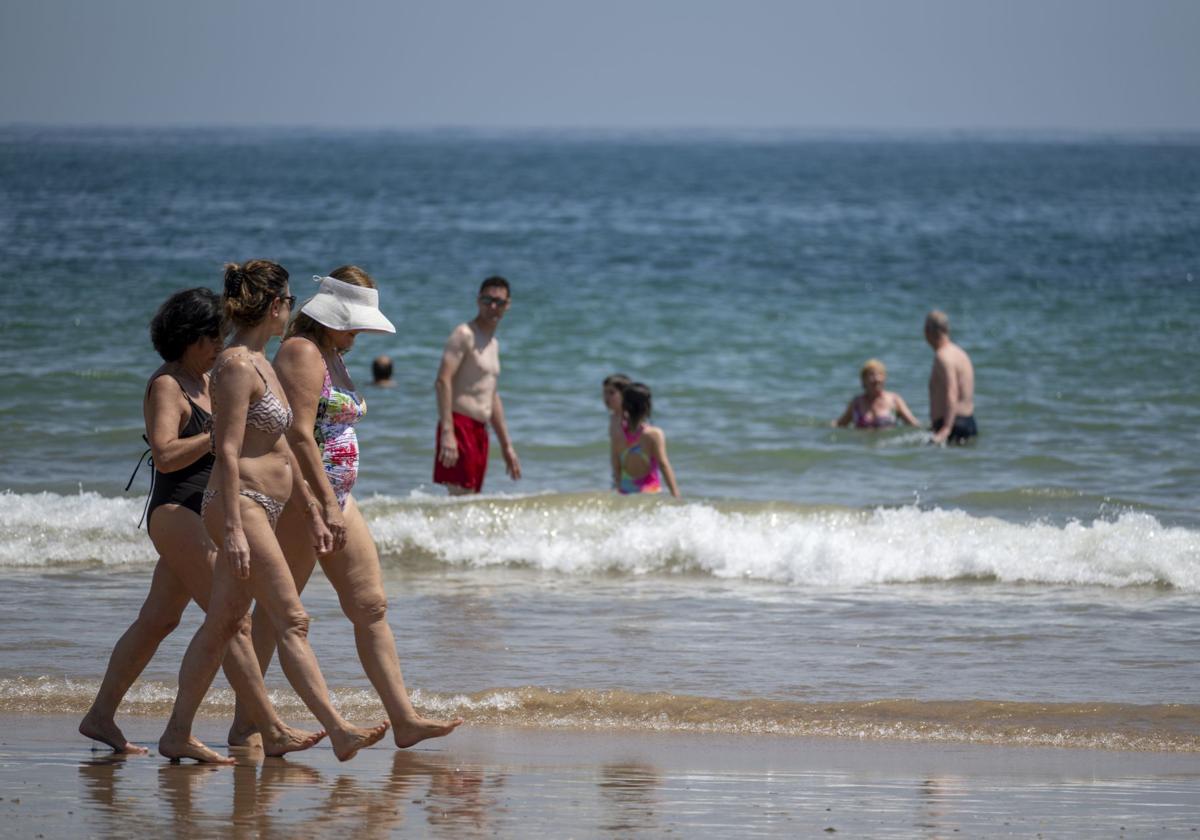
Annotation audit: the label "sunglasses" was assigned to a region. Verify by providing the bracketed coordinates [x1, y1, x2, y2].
[279, 294, 297, 309]
[479, 294, 510, 308]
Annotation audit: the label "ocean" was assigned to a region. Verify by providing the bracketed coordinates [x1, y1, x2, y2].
[0, 126, 1198, 754]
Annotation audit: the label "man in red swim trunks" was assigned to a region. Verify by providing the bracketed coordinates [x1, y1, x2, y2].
[433, 276, 522, 494]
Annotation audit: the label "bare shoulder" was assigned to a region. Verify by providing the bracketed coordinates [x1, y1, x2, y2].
[146, 368, 186, 404]
[276, 336, 323, 371]
[213, 352, 259, 386]
[642, 425, 667, 445]
[448, 322, 474, 345]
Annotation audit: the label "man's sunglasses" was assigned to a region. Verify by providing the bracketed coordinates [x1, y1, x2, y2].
[479, 294, 510, 308]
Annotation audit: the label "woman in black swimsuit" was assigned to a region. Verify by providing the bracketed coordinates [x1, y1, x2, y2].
[80, 288, 324, 758]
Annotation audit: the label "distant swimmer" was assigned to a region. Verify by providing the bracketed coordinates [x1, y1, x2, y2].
[370, 354, 395, 387]
[833, 358, 920, 430]
[433, 276, 521, 494]
[924, 310, 977, 444]
[612, 382, 680, 497]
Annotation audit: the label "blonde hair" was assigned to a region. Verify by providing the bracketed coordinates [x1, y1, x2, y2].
[860, 358, 887, 381]
[222, 260, 289, 328]
[285, 264, 377, 349]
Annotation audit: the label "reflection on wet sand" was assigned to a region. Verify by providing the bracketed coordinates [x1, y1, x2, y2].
[598, 761, 662, 834]
[79, 745, 508, 838]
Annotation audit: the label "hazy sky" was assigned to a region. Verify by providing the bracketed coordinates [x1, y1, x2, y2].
[2, 0, 1198, 131]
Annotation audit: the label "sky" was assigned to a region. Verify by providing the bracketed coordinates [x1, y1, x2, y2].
[1, 0, 1198, 132]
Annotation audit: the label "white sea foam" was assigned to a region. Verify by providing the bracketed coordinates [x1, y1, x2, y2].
[3, 490, 1198, 590]
[0, 490, 156, 567]
[367, 496, 1200, 590]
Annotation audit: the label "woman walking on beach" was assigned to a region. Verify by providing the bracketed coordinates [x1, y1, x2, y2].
[229, 268, 462, 749]
[81, 288, 323, 758]
[158, 261, 389, 764]
[612, 382, 680, 497]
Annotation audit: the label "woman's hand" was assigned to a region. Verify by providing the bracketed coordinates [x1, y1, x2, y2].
[308, 505, 335, 555]
[225, 528, 251, 579]
[322, 501, 347, 552]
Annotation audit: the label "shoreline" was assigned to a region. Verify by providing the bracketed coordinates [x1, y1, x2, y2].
[7, 713, 1199, 837]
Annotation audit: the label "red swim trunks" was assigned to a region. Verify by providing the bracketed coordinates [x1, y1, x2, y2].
[434, 412, 489, 492]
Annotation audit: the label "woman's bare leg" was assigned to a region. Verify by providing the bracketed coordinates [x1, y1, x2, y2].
[321, 495, 462, 748]
[158, 543, 255, 764]
[228, 498, 320, 745]
[80, 559, 191, 753]
[234, 498, 389, 761]
[83, 505, 322, 758]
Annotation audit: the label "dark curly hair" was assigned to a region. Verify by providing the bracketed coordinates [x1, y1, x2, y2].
[223, 259, 290, 328]
[149, 287, 222, 362]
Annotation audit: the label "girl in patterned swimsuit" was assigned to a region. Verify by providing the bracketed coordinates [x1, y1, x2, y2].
[833, 358, 921, 430]
[228, 266, 461, 751]
[159, 260, 389, 765]
[610, 382, 681, 498]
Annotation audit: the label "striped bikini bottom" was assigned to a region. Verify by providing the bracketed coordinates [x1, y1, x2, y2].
[201, 488, 286, 530]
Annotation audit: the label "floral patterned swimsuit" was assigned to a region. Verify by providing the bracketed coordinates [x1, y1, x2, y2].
[315, 356, 367, 509]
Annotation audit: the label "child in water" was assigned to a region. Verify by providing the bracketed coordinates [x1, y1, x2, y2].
[609, 381, 680, 497]
[833, 358, 920, 429]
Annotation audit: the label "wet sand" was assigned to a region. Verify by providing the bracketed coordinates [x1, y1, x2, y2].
[5, 714, 1199, 838]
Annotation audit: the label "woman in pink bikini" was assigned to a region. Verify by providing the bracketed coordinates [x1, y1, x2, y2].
[833, 358, 920, 430]
[611, 382, 680, 497]
[229, 266, 462, 751]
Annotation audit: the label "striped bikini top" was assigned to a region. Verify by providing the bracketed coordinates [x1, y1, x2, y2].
[210, 354, 293, 444]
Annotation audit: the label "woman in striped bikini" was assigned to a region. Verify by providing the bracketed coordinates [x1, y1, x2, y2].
[158, 260, 389, 764]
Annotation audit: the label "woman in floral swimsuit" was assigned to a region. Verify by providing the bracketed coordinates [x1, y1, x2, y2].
[229, 266, 462, 751]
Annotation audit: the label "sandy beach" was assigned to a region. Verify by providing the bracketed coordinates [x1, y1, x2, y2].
[1, 714, 1196, 838]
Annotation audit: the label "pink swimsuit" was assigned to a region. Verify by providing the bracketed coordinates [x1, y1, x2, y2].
[618, 424, 662, 495]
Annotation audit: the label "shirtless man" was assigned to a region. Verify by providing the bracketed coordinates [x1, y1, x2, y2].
[925, 310, 978, 445]
[433, 277, 521, 494]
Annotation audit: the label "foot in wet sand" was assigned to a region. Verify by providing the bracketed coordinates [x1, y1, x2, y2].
[79, 712, 149, 755]
[226, 721, 260, 748]
[331, 721, 390, 762]
[158, 734, 235, 765]
[393, 715, 464, 749]
[262, 725, 327, 758]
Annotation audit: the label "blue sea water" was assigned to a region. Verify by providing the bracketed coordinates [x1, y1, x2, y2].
[0, 127, 1197, 747]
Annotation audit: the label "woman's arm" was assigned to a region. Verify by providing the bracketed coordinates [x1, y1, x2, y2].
[644, 427, 680, 498]
[274, 337, 346, 551]
[892, 393, 921, 427]
[287, 448, 333, 555]
[211, 357, 255, 579]
[832, 397, 856, 428]
[144, 375, 210, 471]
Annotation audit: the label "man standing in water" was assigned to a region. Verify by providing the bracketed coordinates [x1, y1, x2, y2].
[925, 310, 978, 444]
[434, 276, 522, 493]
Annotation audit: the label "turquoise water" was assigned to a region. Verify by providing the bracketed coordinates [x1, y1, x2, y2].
[1, 128, 1198, 747]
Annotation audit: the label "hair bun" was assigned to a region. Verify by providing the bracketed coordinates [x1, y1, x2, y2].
[223, 263, 244, 296]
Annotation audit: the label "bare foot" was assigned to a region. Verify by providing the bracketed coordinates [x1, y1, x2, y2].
[226, 721, 260, 748]
[158, 734, 235, 765]
[79, 712, 149, 755]
[262, 725, 327, 758]
[393, 716, 465, 749]
[330, 721, 390, 762]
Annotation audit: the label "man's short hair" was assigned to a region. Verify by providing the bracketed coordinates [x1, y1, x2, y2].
[479, 275, 510, 297]
[372, 355, 393, 382]
[925, 310, 950, 336]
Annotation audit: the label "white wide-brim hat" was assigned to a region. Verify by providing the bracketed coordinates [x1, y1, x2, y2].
[300, 275, 396, 334]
